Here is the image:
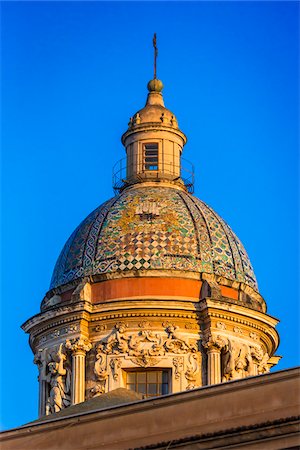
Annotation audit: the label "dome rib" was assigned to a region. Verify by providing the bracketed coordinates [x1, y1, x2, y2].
[176, 191, 201, 255]
[204, 203, 239, 282]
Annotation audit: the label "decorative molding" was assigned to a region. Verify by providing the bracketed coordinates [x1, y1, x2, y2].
[216, 321, 226, 330]
[89, 312, 198, 321]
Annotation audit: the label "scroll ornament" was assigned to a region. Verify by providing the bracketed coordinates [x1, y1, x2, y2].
[96, 322, 198, 358]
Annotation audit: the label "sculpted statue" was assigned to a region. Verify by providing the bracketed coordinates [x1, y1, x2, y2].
[45, 344, 71, 414]
[222, 339, 255, 381]
[251, 346, 269, 374]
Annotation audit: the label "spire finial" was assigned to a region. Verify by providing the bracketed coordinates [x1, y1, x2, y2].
[153, 33, 158, 79]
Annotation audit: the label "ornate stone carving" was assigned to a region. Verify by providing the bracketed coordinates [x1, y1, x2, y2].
[233, 326, 243, 334]
[250, 346, 270, 374]
[164, 325, 198, 353]
[138, 321, 152, 329]
[203, 335, 226, 351]
[110, 357, 122, 380]
[130, 356, 162, 368]
[95, 324, 107, 332]
[250, 332, 259, 341]
[97, 323, 197, 358]
[222, 339, 255, 381]
[216, 321, 226, 330]
[51, 329, 61, 339]
[185, 354, 198, 390]
[91, 351, 108, 396]
[45, 344, 71, 414]
[173, 356, 184, 380]
[65, 337, 92, 354]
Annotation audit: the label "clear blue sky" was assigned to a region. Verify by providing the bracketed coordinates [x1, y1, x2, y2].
[1, 1, 299, 430]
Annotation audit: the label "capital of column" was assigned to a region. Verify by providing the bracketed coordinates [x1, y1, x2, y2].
[203, 335, 226, 353]
[66, 338, 92, 356]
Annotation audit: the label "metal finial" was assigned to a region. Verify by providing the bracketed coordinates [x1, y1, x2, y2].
[153, 33, 158, 79]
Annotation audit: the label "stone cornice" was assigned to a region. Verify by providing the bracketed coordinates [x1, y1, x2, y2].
[121, 123, 187, 145]
[22, 301, 92, 333]
[199, 298, 279, 328]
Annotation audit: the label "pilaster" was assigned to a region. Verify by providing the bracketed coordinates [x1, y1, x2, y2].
[66, 338, 92, 405]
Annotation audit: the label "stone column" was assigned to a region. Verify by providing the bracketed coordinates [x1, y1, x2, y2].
[34, 349, 48, 417]
[66, 338, 92, 405]
[207, 346, 221, 385]
[204, 336, 225, 386]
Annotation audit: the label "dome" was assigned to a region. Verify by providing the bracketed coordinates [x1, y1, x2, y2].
[50, 185, 258, 292]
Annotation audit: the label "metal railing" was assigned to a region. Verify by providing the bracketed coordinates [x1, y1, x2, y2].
[112, 157, 195, 194]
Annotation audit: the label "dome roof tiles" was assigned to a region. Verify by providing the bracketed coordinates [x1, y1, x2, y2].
[50, 186, 258, 292]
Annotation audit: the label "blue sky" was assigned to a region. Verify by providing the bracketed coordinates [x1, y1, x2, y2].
[1, 1, 299, 430]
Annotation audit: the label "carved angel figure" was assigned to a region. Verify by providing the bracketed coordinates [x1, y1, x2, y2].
[105, 323, 130, 354]
[46, 345, 71, 414]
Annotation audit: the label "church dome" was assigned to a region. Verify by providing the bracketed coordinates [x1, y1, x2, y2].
[22, 38, 280, 421]
[50, 184, 258, 292]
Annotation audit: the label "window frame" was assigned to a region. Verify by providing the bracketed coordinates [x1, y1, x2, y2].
[124, 368, 170, 398]
[143, 142, 159, 171]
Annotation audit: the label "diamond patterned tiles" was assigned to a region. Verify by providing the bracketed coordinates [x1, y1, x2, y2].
[50, 186, 258, 291]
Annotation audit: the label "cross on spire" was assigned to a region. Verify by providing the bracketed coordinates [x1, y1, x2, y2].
[153, 33, 158, 79]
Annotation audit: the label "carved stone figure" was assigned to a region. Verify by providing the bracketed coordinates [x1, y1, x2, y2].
[250, 346, 269, 374]
[185, 354, 198, 390]
[45, 344, 71, 414]
[222, 339, 254, 381]
[105, 322, 130, 354]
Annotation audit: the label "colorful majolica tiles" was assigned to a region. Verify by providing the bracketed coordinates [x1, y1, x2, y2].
[50, 186, 258, 291]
